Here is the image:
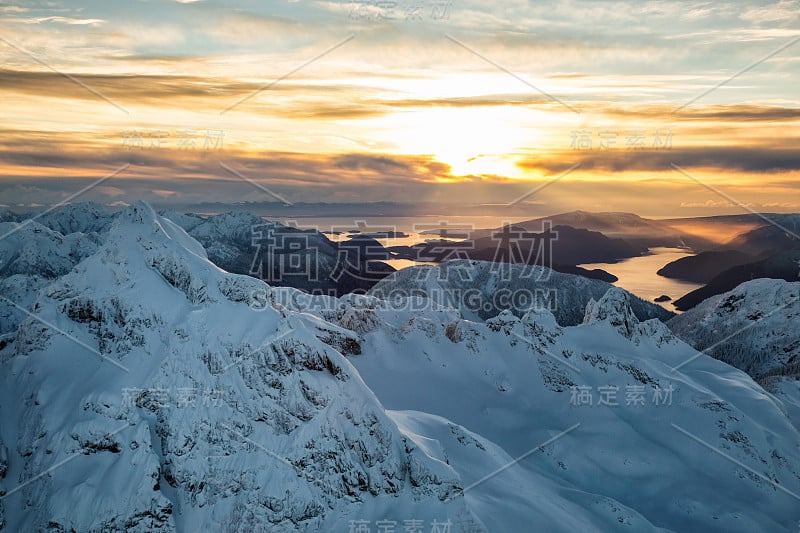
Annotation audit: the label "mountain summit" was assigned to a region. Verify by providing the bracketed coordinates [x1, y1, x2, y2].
[0, 202, 479, 531]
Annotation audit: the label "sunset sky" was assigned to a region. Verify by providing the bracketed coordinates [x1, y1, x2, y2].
[1, 0, 799, 216]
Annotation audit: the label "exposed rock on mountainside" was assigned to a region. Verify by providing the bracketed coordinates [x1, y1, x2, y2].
[0, 203, 480, 532]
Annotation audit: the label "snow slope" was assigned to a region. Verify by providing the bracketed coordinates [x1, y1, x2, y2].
[0, 220, 100, 279]
[273, 284, 800, 530]
[669, 279, 800, 381]
[668, 278, 800, 436]
[0, 203, 481, 532]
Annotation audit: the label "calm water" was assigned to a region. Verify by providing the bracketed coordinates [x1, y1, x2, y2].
[580, 247, 704, 311]
[281, 216, 702, 312]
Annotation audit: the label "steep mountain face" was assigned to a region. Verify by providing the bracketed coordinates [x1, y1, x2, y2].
[368, 259, 673, 325]
[0, 275, 48, 339]
[673, 250, 800, 311]
[669, 278, 800, 382]
[0, 203, 480, 532]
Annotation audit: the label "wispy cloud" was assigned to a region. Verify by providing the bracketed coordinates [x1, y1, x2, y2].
[8, 16, 105, 25]
[518, 145, 800, 174]
[0, 0, 799, 215]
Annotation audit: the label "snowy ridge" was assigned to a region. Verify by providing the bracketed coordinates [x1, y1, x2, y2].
[0, 220, 100, 279]
[167, 210, 274, 274]
[669, 278, 800, 381]
[0, 203, 481, 532]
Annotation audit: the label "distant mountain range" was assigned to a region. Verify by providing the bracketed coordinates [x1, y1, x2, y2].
[390, 223, 642, 281]
[672, 250, 800, 310]
[657, 215, 800, 309]
[9, 204, 800, 312]
[724, 218, 800, 256]
[162, 211, 395, 296]
[469, 210, 716, 250]
[657, 250, 756, 283]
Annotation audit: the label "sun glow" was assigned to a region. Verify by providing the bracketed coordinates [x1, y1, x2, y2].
[364, 106, 546, 178]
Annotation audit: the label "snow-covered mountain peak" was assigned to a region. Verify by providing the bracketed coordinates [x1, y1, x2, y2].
[112, 201, 210, 261]
[0, 219, 103, 336]
[2, 201, 800, 531]
[118, 200, 155, 224]
[520, 305, 560, 331]
[712, 277, 799, 313]
[582, 287, 638, 335]
[1, 202, 483, 531]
